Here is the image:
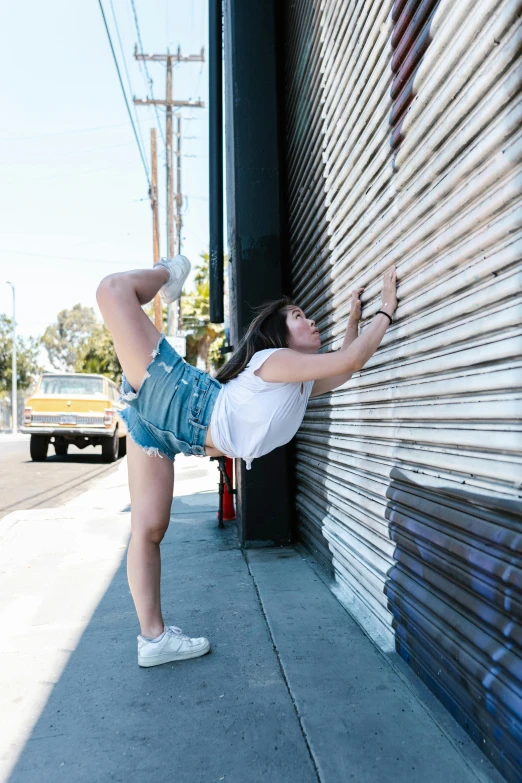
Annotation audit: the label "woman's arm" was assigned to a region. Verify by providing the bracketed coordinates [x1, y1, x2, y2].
[258, 267, 398, 384]
[310, 287, 363, 396]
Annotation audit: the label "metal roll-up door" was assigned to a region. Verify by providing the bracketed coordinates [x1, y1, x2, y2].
[284, 0, 522, 778]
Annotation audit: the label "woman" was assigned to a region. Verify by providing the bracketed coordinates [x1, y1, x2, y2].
[96, 258, 397, 667]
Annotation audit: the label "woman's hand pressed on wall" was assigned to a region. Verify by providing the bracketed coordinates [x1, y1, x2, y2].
[348, 287, 364, 326]
[249, 267, 399, 386]
[380, 266, 398, 316]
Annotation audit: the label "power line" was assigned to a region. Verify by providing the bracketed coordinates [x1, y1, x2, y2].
[0, 140, 134, 167]
[129, 0, 167, 147]
[0, 248, 144, 266]
[97, 0, 151, 188]
[12, 161, 141, 184]
[1, 123, 129, 142]
[108, 0, 148, 166]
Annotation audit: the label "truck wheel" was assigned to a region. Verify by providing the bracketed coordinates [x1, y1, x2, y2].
[30, 435, 49, 461]
[102, 430, 119, 463]
[118, 435, 127, 458]
[55, 441, 69, 456]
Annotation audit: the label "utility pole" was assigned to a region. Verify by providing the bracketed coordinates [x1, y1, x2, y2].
[175, 113, 183, 332]
[166, 56, 174, 332]
[176, 113, 182, 255]
[150, 128, 162, 330]
[5, 282, 16, 433]
[134, 46, 205, 336]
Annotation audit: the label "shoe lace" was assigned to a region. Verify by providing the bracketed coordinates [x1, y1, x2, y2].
[167, 625, 190, 641]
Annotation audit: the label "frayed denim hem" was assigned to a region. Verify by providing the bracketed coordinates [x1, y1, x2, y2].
[119, 334, 166, 403]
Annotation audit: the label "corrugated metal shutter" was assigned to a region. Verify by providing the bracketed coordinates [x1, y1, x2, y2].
[284, 0, 522, 779]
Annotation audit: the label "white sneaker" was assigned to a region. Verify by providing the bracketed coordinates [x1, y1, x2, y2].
[157, 255, 191, 304]
[137, 625, 211, 667]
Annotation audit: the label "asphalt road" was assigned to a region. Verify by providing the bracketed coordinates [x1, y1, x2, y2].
[0, 435, 123, 520]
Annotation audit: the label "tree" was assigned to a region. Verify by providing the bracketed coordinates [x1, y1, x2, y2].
[42, 304, 99, 371]
[80, 324, 121, 383]
[208, 334, 226, 371]
[181, 254, 225, 372]
[0, 315, 42, 392]
[42, 304, 121, 383]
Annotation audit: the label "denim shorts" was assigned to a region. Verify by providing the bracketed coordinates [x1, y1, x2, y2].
[118, 334, 222, 461]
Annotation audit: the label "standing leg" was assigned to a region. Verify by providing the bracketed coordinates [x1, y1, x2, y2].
[96, 266, 169, 393]
[126, 436, 174, 638]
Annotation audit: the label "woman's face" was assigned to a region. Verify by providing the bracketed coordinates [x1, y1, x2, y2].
[284, 306, 321, 352]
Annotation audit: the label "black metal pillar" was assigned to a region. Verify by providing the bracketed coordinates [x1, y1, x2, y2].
[208, 0, 224, 324]
[223, 0, 291, 546]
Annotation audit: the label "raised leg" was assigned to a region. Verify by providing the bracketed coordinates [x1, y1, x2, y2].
[126, 436, 175, 638]
[96, 266, 169, 392]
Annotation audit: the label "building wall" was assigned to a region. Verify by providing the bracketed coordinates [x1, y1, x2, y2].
[282, 0, 522, 779]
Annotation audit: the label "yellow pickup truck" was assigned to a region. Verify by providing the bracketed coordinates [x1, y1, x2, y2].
[22, 372, 128, 462]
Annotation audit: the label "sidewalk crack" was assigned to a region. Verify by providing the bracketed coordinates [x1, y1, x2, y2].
[242, 549, 322, 783]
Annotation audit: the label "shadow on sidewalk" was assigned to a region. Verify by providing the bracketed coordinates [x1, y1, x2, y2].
[7, 493, 318, 783]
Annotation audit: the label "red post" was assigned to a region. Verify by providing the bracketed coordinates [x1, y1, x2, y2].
[222, 457, 236, 520]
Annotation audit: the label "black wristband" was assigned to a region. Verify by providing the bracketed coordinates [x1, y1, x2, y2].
[376, 310, 393, 325]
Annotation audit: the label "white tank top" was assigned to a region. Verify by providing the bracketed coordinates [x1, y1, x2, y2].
[209, 348, 314, 470]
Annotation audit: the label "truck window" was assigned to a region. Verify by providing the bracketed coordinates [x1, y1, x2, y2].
[39, 377, 105, 395]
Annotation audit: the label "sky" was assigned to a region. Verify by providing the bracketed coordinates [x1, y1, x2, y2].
[0, 0, 209, 347]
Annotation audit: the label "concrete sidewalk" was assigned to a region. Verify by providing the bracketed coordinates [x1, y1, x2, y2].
[0, 457, 503, 783]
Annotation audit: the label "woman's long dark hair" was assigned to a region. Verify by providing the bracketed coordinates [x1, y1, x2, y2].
[216, 296, 294, 383]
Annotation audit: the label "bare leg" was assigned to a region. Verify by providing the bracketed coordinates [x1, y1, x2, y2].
[126, 436, 175, 638]
[96, 266, 169, 392]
